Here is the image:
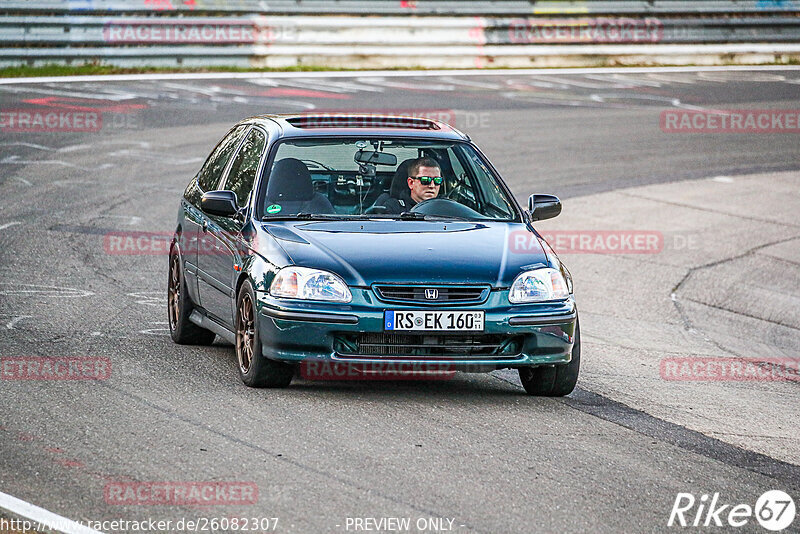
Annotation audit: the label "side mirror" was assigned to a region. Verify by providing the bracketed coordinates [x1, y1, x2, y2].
[527, 194, 562, 222]
[201, 190, 239, 217]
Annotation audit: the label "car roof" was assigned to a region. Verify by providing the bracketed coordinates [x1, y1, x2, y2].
[241, 113, 470, 141]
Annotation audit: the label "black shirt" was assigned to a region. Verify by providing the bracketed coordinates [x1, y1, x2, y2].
[373, 188, 417, 214]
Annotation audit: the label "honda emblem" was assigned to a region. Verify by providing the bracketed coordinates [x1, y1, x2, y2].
[424, 288, 439, 300]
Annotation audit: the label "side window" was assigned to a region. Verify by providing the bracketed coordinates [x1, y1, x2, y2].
[449, 147, 479, 211]
[197, 125, 248, 192]
[448, 150, 466, 179]
[224, 128, 267, 207]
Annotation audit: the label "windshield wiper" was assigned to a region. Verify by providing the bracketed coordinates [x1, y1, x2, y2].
[367, 211, 427, 220]
[400, 211, 427, 220]
[421, 214, 474, 222]
[262, 213, 355, 221]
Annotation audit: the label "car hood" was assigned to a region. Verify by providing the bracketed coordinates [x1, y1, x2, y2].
[261, 220, 548, 288]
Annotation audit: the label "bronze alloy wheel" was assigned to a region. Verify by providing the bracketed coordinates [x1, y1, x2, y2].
[168, 254, 181, 332]
[237, 292, 255, 374]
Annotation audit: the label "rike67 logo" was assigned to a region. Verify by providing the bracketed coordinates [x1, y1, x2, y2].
[669, 491, 795, 531]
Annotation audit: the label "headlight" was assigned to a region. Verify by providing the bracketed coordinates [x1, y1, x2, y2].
[270, 266, 352, 303]
[509, 268, 569, 303]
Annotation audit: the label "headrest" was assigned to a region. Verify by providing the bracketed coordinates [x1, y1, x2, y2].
[390, 158, 416, 198]
[266, 158, 314, 202]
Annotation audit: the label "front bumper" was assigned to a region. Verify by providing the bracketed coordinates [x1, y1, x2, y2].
[255, 288, 577, 370]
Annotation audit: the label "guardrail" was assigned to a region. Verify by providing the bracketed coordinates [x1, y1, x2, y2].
[0, 0, 799, 15]
[3, 16, 800, 46]
[0, 3, 798, 69]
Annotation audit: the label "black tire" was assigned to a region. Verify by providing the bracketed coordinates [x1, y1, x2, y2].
[168, 249, 216, 345]
[235, 280, 294, 388]
[519, 318, 581, 397]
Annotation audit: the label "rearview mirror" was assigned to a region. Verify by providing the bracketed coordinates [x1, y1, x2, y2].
[354, 150, 397, 166]
[201, 190, 239, 217]
[527, 194, 562, 222]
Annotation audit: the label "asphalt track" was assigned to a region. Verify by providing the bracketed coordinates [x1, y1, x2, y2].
[0, 67, 799, 533]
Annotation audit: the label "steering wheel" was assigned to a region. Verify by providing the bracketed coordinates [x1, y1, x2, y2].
[445, 173, 469, 200]
[410, 198, 484, 219]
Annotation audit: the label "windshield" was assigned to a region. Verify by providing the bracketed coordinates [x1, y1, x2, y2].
[258, 138, 517, 221]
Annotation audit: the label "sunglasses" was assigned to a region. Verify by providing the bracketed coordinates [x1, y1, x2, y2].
[411, 175, 443, 186]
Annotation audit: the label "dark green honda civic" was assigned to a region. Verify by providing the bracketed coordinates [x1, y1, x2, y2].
[168, 114, 579, 396]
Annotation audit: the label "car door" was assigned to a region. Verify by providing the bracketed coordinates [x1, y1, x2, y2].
[199, 126, 267, 327]
[194, 124, 249, 317]
[182, 125, 249, 305]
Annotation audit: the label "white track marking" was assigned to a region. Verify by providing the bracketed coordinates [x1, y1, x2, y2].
[244, 78, 278, 87]
[590, 93, 712, 112]
[355, 77, 456, 91]
[506, 78, 571, 90]
[1, 65, 798, 86]
[590, 93, 682, 107]
[311, 79, 387, 92]
[584, 73, 664, 87]
[0, 283, 94, 298]
[0, 490, 104, 534]
[0, 84, 138, 100]
[527, 75, 619, 89]
[264, 78, 355, 93]
[127, 291, 163, 307]
[6, 315, 31, 329]
[58, 141, 151, 153]
[11, 177, 31, 186]
[697, 71, 787, 83]
[712, 176, 735, 183]
[140, 321, 170, 336]
[105, 149, 202, 165]
[643, 72, 700, 84]
[437, 76, 501, 89]
[249, 77, 386, 95]
[0, 156, 113, 171]
[0, 142, 55, 151]
[159, 82, 222, 96]
[0, 221, 22, 230]
[500, 92, 607, 107]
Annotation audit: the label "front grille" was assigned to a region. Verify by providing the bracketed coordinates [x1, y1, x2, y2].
[373, 284, 489, 305]
[334, 333, 523, 359]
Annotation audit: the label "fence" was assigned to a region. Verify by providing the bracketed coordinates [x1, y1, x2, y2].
[1, 1, 798, 68]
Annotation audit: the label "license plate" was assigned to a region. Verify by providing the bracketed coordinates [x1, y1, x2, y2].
[384, 310, 484, 332]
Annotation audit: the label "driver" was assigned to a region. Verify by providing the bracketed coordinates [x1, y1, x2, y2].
[374, 156, 442, 214]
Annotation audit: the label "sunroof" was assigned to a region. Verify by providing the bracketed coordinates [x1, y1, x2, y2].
[286, 115, 441, 130]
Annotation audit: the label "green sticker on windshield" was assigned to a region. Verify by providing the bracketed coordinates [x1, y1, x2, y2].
[266, 204, 282, 214]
